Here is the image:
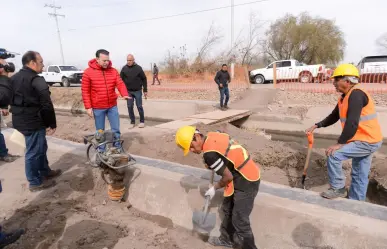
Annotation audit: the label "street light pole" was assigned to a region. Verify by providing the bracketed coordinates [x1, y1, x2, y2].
[45, 1, 65, 64]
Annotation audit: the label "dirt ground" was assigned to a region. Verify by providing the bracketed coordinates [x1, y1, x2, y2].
[49, 87, 246, 107]
[272, 90, 387, 107]
[47, 113, 351, 192]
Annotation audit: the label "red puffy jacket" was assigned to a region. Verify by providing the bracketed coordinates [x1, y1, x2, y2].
[81, 59, 129, 109]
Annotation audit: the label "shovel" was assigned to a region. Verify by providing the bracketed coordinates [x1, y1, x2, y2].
[302, 133, 314, 189]
[192, 170, 217, 235]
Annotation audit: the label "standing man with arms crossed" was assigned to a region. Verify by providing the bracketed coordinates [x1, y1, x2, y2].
[82, 49, 130, 151]
[10, 51, 61, 192]
[306, 64, 383, 201]
[175, 126, 260, 249]
[120, 54, 147, 128]
[215, 64, 231, 111]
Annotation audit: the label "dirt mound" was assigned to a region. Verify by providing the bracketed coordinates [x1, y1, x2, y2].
[50, 88, 84, 111]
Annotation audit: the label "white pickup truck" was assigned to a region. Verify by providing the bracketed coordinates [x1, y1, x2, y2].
[249, 59, 326, 84]
[40, 65, 84, 87]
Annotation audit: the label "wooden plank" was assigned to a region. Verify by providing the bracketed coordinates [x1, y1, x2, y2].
[188, 109, 251, 120]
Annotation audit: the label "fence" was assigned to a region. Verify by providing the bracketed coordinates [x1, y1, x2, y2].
[266, 64, 387, 93]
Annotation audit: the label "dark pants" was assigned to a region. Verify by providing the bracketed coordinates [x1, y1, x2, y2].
[219, 86, 230, 107]
[24, 129, 52, 187]
[127, 90, 145, 124]
[219, 180, 260, 249]
[0, 132, 8, 157]
[153, 74, 160, 85]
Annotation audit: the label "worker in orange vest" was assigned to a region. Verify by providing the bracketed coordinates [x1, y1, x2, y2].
[175, 126, 260, 249]
[306, 64, 383, 201]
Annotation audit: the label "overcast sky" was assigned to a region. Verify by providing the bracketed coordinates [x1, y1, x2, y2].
[3, 0, 386, 70]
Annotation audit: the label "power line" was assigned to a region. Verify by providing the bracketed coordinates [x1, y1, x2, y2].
[63, 0, 134, 9]
[67, 0, 271, 32]
[45, 1, 66, 64]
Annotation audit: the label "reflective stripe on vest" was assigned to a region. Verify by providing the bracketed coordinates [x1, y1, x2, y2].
[202, 132, 260, 197]
[338, 85, 383, 144]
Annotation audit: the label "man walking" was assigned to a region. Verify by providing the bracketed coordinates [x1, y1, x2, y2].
[152, 63, 161, 85]
[0, 57, 19, 163]
[214, 64, 231, 110]
[82, 49, 130, 150]
[10, 51, 61, 192]
[175, 126, 260, 249]
[120, 54, 147, 128]
[306, 64, 383, 201]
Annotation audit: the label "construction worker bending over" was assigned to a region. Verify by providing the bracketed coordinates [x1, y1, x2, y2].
[306, 64, 383, 201]
[176, 126, 260, 249]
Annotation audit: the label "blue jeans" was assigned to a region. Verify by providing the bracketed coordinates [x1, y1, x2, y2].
[327, 141, 382, 201]
[219, 86, 230, 107]
[93, 106, 121, 149]
[0, 132, 8, 157]
[127, 90, 145, 123]
[24, 129, 51, 187]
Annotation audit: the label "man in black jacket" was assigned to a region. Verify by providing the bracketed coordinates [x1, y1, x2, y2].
[214, 64, 231, 110]
[120, 54, 147, 128]
[0, 58, 19, 162]
[10, 51, 61, 192]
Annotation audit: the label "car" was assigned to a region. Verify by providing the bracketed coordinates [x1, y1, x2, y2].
[40, 65, 84, 87]
[249, 59, 326, 84]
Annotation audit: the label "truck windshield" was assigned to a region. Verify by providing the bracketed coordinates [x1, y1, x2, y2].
[59, 66, 79, 71]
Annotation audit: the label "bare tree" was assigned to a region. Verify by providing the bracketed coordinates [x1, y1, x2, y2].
[239, 13, 266, 66]
[376, 33, 387, 53]
[192, 23, 223, 72]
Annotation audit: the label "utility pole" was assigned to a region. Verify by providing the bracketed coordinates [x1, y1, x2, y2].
[231, 0, 234, 49]
[45, 1, 65, 64]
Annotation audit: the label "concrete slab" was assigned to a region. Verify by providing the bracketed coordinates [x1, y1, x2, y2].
[2, 129, 387, 249]
[188, 109, 251, 120]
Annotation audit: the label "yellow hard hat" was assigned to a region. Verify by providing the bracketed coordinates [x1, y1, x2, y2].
[175, 126, 196, 156]
[331, 63, 360, 78]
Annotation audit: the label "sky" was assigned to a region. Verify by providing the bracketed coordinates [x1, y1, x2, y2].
[2, 0, 387, 70]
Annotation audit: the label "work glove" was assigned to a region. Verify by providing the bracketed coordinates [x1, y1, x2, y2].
[205, 186, 216, 200]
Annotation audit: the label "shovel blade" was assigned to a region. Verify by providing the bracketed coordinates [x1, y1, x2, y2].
[192, 210, 216, 234]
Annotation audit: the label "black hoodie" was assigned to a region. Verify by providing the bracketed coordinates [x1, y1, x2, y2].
[120, 64, 148, 92]
[214, 70, 231, 87]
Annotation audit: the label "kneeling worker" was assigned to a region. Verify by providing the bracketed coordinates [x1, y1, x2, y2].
[175, 126, 260, 249]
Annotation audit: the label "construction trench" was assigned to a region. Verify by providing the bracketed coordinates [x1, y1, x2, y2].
[1, 90, 387, 248]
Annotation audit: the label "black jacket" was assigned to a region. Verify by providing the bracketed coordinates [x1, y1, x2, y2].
[0, 75, 12, 108]
[214, 70, 231, 87]
[10, 67, 56, 133]
[317, 89, 369, 144]
[120, 64, 148, 92]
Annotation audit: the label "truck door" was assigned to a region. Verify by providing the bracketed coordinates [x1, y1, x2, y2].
[46, 66, 56, 82]
[277, 60, 293, 80]
[51, 66, 61, 82]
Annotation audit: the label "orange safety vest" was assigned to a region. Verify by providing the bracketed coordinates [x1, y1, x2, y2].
[202, 132, 260, 197]
[338, 85, 383, 144]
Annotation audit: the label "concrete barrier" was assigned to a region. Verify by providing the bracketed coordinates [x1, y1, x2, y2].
[3, 129, 387, 248]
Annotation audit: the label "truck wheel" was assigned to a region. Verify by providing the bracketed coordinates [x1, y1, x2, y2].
[254, 75, 265, 84]
[299, 72, 313, 83]
[62, 77, 70, 87]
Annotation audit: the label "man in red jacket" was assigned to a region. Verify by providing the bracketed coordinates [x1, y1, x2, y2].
[81, 49, 130, 151]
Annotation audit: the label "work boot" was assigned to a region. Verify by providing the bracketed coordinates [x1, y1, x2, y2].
[0, 154, 20, 163]
[207, 237, 233, 248]
[0, 228, 25, 248]
[43, 169, 62, 180]
[321, 187, 347, 199]
[224, 104, 229, 109]
[29, 179, 56, 192]
[129, 123, 135, 129]
[138, 123, 145, 128]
